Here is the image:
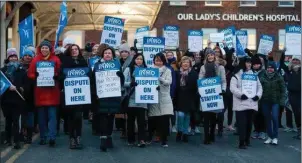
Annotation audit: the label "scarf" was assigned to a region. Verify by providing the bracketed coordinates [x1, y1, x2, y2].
[167, 57, 176, 65]
[5, 62, 20, 80]
[266, 71, 276, 79]
[43, 53, 50, 60]
[180, 67, 191, 86]
[204, 62, 216, 78]
[292, 65, 301, 72]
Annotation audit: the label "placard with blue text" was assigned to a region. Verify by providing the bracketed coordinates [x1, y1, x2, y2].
[135, 26, 150, 49]
[241, 73, 257, 98]
[36, 61, 55, 87]
[188, 30, 203, 52]
[143, 37, 165, 67]
[257, 34, 274, 55]
[219, 26, 236, 49]
[100, 16, 125, 48]
[285, 25, 301, 56]
[163, 25, 179, 49]
[236, 30, 248, 56]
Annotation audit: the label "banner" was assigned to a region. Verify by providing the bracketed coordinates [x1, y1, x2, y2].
[220, 26, 236, 49]
[163, 25, 179, 49]
[209, 33, 224, 43]
[134, 68, 159, 103]
[257, 34, 274, 55]
[135, 26, 150, 49]
[18, 14, 34, 58]
[95, 59, 121, 98]
[36, 61, 55, 87]
[236, 30, 248, 57]
[100, 16, 125, 48]
[187, 30, 203, 53]
[285, 25, 301, 56]
[55, 1, 68, 49]
[143, 37, 165, 67]
[63, 68, 91, 105]
[0, 71, 12, 96]
[241, 73, 257, 98]
[198, 77, 224, 112]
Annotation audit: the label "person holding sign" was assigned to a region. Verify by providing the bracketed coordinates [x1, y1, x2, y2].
[174, 56, 199, 143]
[61, 44, 90, 150]
[28, 40, 61, 147]
[123, 53, 148, 147]
[259, 62, 286, 145]
[0, 48, 25, 149]
[91, 46, 125, 152]
[199, 49, 226, 145]
[148, 53, 173, 148]
[230, 57, 263, 149]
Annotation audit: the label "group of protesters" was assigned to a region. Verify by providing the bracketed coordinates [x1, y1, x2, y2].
[1, 37, 300, 151]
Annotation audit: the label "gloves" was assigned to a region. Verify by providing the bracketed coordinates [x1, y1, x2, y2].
[219, 90, 226, 96]
[156, 86, 160, 91]
[116, 71, 123, 78]
[252, 96, 259, 101]
[35, 72, 39, 77]
[241, 94, 248, 100]
[130, 81, 138, 87]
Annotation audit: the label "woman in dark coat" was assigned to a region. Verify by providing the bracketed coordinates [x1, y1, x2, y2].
[174, 56, 199, 143]
[60, 44, 89, 149]
[91, 46, 125, 152]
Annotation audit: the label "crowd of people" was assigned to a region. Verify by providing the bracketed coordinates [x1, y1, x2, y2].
[1, 37, 300, 152]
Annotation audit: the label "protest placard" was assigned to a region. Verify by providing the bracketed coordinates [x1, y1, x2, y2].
[95, 59, 121, 98]
[163, 25, 179, 49]
[220, 26, 236, 49]
[257, 34, 274, 55]
[209, 33, 224, 43]
[143, 37, 165, 67]
[198, 77, 224, 112]
[134, 68, 159, 104]
[236, 30, 248, 56]
[285, 25, 301, 56]
[135, 26, 150, 49]
[88, 57, 100, 71]
[36, 61, 55, 87]
[241, 73, 257, 98]
[100, 16, 125, 48]
[188, 30, 203, 52]
[63, 68, 91, 105]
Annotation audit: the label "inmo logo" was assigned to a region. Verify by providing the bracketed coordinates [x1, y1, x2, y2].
[202, 78, 217, 86]
[223, 29, 233, 34]
[100, 62, 115, 69]
[68, 69, 85, 76]
[263, 35, 272, 41]
[236, 31, 246, 35]
[39, 62, 52, 67]
[107, 18, 122, 25]
[147, 38, 162, 44]
[289, 26, 301, 33]
[138, 27, 148, 32]
[190, 31, 201, 35]
[243, 74, 256, 80]
[166, 26, 177, 30]
[139, 69, 155, 76]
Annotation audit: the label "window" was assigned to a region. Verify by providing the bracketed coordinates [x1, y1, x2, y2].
[170, 1, 187, 6]
[205, 1, 222, 6]
[202, 28, 218, 48]
[278, 29, 285, 50]
[240, 0, 256, 6]
[241, 28, 257, 50]
[278, 1, 295, 7]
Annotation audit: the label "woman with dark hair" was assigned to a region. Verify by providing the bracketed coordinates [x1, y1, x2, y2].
[91, 46, 125, 152]
[147, 52, 173, 148]
[60, 44, 89, 149]
[123, 53, 148, 147]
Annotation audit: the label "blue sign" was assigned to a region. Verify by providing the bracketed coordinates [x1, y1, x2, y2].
[0, 71, 12, 96]
[104, 16, 125, 27]
[188, 30, 203, 36]
[101, 16, 125, 48]
[134, 68, 159, 78]
[94, 59, 121, 71]
[55, 1, 68, 48]
[260, 34, 275, 41]
[19, 14, 34, 58]
[88, 56, 100, 70]
[164, 25, 179, 31]
[242, 74, 257, 81]
[63, 67, 90, 78]
[285, 25, 301, 33]
[235, 30, 248, 57]
[36, 61, 55, 68]
[143, 37, 165, 46]
[220, 26, 236, 49]
[198, 77, 221, 87]
[136, 26, 150, 33]
[143, 37, 165, 66]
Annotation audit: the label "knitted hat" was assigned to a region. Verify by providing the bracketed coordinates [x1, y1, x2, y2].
[63, 37, 75, 48]
[292, 55, 301, 61]
[119, 43, 130, 54]
[251, 56, 262, 66]
[26, 45, 36, 55]
[267, 61, 277, 71]
[39, 40, 52, 50]
[6, 48, 18, 58]
[205, 49, 215, 57]
[22, 49, 34, 57]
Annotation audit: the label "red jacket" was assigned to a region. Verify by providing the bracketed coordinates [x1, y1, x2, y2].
[27, 48, 61, 107]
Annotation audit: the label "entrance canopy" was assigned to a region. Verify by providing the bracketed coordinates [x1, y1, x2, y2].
[33, 1, 162, 30]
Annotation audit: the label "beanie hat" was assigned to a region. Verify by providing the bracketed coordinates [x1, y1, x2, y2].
[251, 56, 262, 66]
[267, 61, 277, 71]
[119, 43, 130, 54]
[22, 49, 34, 57]
[39, 40, 52, 50]
[292, 55, 301, 61]
[205, 49, 215, 57]
[6, 48, 18, 58]
[26, 45, 36, 55]
[63, 37, 75, 48]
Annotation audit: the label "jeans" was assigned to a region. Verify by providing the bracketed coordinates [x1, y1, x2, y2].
[38, 106, 57, 140]
[177, 112, 190, 134]
[262, 103, 279, 139]
[26, 112, 34, 128]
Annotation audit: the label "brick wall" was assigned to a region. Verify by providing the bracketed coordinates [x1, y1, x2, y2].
[153, 1, 301, 50]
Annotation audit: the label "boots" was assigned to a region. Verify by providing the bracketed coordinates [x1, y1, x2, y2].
[182, 134, 188, 143]
[69, 138, 77, 149]
[25, 127, 33, 144]
[106, 136, 113, 148]
[100, 137, 107, 152]
[176, 132, 182, 142]
[239, 140, 247, 149]
[203, 134, 211, 145]
[76, 136, 83, 149]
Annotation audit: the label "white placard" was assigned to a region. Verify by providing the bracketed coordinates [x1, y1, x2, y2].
[241, 73, 257, 98]
[135, 68, 159, 104]
[100, 16, 125, 48]
[143, 37, 165, 67]
[136, 26, 150, 49]
[220, 26, 236, 49]
[188, 30, 203, 52]
[257, 34, 274, 55]
[36, 61, 55, 87]
[163, 25, 179, 48]
[210, 33, 224, 43]
[285, 25, 301, 56]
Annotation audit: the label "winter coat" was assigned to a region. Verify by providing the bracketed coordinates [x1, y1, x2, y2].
[1, 64, 26, 117]
[174, 70, 199, 113]
[199, 64, 227, 91]
[91, 59, 125, 114]
[230, 70, 263, 111]
[166, 64, 176, 99]
[123, 67, 147, 109]
[259, 71, 286, 106]
[21, 63, 35, 112]
[286, 68, 301, 94]
[60, 55, 89, 110]
[27, 49, 61, 107]
[148, 66, 174, 117]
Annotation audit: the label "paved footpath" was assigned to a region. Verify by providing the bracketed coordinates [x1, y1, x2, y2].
[1, 120, 301, 163]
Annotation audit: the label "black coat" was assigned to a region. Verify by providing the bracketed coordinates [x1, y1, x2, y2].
[21, 63, 35, 112]
[174, 70, 199, 113]
[287, 68, 301, 94]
